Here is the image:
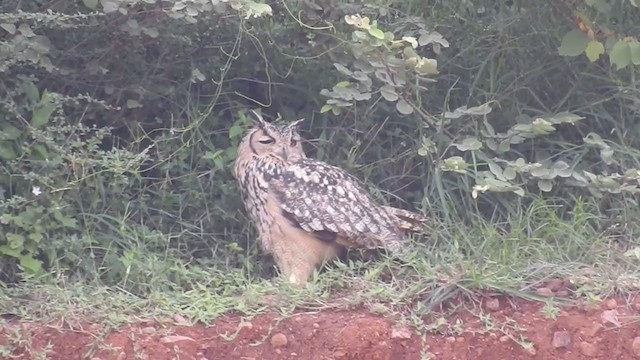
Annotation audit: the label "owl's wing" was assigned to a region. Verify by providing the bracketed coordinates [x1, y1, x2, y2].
[268, 158, 403, 250]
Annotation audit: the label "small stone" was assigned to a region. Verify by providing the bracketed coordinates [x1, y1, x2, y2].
[333, 350, 347, 358]
[239, 321, 253, 330]
[485, 298, 500, 312]
[456, 337, 464, 343]
[390, 324, 412, 339]
[312, 323, 320, 328]
[536, 287, 554, 297]
[499, 335, 510, 343]
[579, 341, 598, 357]
[547, 278, 565, 292]
[270, 333, 288, 347]
[601, 310, 621, 327]
[634, 300, 640, 312]
[526, 346, 537, 356]
[631, 337, 640, 357]
[173, 314, 188, 324]
[552, 331, 571, 348]
[603, 298, 618, 310]
[585, 323, 602, 338]
[141, 326, 156, 335]
[117, 353, 126, 360]
[445, 336, 456, 343]
[556, 289, 570, 298]
[160, 335, 194, 344]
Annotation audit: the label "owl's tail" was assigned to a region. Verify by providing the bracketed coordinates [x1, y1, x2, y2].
[382, 206, 430, 233]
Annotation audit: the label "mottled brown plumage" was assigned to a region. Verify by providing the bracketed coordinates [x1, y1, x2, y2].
[233, 110, 427, 285]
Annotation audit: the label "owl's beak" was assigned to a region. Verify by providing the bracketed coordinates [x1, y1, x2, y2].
[281, 145, 290, 160]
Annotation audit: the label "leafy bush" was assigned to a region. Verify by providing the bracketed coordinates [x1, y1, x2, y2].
[1, 0, 639, 290]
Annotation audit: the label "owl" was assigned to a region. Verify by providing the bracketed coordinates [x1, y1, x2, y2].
[233, 110, 427, 285]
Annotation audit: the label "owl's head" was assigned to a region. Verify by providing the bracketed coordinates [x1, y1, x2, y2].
[237, 110, 306, 162]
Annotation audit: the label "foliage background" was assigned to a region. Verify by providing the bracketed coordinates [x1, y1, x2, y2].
[1, 0, 639, 297]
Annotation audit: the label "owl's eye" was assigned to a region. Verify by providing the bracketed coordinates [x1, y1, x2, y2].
[258, 137, 275, 144]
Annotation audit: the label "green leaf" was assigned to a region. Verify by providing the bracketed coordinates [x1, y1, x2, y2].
[82, 0, 99, 9]
[19, 255, 43, 273]
[585, 0, 612, 13]
[31, 144, 49, 159]
[344, 15, 359, 25]
[31, 104, 57, 128]
[143, 27, 159, 38]
[531, 118, 556, 134]
[126, 99, 142, 108]
[1, 23, 16, 34]
[228, 124, 244, 139]
[21, 81, 40, 103]
[1, 124, 22, 141]
[538, 179, 553, 192]
[368, 28, 385, 40]
[0, 214, 11, 225]
[320, 104, 333, 113]
[558, 29, 589, 57]
[0, 142, 17, 160]
[503, 167, 517, 180]
[402, 36, 418, 48]
[548, 112, 584, 124]
[629, 41, 640, 65]
[60, 217, 77, 228]
[498, 140, 511, 152]
[379, 85, 398, 102]
[609, 40, 631, 70]
[455, 137, 483, 151]
[7, 233, 25, 249]
[444, 103, 492, 119]
[414, 58, 439, 75]
[0, 245, 21, 258]
[28, 232, 43, 243]
[442, 156, 468, 173]
[486, 160, 506, 181]
[531, 166, 551, 178]
[202, 150, 223, 161]
[417, 147, 430, 157]
[585, 40, 605, 62]
[245, 2, 273, 18]
[418, 31, 449, 47]
[101, 0, 119, 13]
[395, 99, 413, 115]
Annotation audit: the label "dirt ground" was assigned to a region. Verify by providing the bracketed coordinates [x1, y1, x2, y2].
[3, 294, 640, 360]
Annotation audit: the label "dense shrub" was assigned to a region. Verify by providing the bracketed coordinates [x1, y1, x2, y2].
[1, 0, 639, 289]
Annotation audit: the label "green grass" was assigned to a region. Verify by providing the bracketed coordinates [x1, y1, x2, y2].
[2, 196, 638, 329]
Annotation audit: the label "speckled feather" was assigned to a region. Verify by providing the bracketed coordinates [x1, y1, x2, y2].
[268, 158, 404, 251]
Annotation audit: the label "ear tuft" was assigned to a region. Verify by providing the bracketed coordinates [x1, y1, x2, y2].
[248, 110, 268, 128]
[288, 118, 305, 129]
